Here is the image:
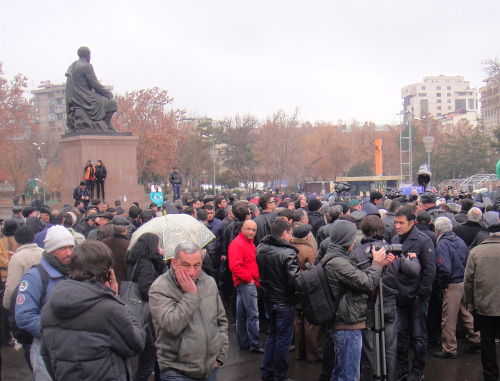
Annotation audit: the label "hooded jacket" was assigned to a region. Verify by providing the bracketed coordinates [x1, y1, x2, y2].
[435, 231, 468, 289]
[256, 235, 300, 306]
[324, 243, 383, 329]
[40, 280, 145, 381]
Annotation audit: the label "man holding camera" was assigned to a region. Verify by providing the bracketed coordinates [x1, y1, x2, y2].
[392, 207, 436, 381]
[352, 216, 420, 381]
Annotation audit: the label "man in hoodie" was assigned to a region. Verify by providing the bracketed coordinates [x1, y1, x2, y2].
[15, 226, 75, 380]
[229, 220, 263, 353]
[323, 219, 393, 381]
[432, 217, 480, 359]
[257, 219, 300, 381]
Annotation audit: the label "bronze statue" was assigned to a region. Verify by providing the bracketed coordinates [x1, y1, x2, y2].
[65, 47, 118, 134]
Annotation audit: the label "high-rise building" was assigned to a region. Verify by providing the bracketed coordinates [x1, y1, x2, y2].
[479, 77, 500, 130]
[31, 81, 67, 135]
[30, 80, 113, 136]
[401, 75, 478, 123]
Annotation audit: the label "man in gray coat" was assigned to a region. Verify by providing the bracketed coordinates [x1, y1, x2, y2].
[465, 222, 500, 381]
[149, 242, 228, 380]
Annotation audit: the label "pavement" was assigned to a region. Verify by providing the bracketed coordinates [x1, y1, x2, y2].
[1, 295, 494, 380]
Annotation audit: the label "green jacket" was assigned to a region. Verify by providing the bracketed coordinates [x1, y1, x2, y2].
[324, 243, 383, 327]
[149, 269, 229, 378]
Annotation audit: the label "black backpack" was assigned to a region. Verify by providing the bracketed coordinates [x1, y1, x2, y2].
[295, 254, 338, 325]
[9, 263, 49, 345]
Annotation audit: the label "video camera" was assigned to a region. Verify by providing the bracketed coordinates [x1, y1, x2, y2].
[334, 182, 351, 193]
[386, 187, 402, 200]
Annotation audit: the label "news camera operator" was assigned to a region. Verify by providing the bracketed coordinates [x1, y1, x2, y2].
[352, 215, 420, 381]
[392, 207, 436, 381]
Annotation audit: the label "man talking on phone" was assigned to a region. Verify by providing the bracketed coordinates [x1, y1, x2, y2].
[149, 241, 229, 381]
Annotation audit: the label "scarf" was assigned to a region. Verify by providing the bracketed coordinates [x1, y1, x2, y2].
[43, 251, 70, 278]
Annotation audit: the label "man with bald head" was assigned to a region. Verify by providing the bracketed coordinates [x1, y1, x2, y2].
[229, 220, 264, 353]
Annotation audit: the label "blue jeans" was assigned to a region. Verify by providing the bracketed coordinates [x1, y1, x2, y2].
[133, 329, 157, 381]
[361, 305, 398, 381]
[261, 304, 295, 381]
[396, 296, 430, 374]
[173, 184, 181, 201]
[160, 367, 218, 381]
[331, 329, 362, 381]
[236, 283, 262, 350]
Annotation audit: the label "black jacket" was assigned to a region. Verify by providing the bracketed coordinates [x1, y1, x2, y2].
[307, 211, 326, 240]
[40, 280, 145, 381]
[127, 255, 165, 302]
[392, 226, 436, 305]
[415, 222, 437, 247]
[455, 211, 468, 224]
[316, 222, 334, 245]
[352, 237, 420, 308]
[453, 220, 483, 247]
[168, 171, 182, 185]
[95, 164, 107, 180]
[26, 217, 46, 235]
[256, 235, 300, 306]
[253, 212, 278, 246]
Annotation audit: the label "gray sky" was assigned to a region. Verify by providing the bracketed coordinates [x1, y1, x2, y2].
[2, 0, 498, 125]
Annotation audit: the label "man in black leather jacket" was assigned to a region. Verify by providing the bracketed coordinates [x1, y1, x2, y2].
[256, 219, 300, 381]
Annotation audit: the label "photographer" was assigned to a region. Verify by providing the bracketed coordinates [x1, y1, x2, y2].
[323, 219, 394, 381]
[392, 207, 436, 381]
[352, 216, 420, 381]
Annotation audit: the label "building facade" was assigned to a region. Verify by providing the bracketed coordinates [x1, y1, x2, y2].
[401, 75, 478, 122]
[479, 77, 500, 131]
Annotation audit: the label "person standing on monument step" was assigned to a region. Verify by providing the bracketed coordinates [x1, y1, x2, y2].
[95, 159, 107, 203]
[84, 160, 96, 201]
[169, 167, 182, 202]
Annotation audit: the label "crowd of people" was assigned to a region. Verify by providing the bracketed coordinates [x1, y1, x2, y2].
[0, 186, 499, 381]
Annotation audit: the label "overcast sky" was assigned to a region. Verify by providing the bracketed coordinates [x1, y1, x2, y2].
[2, 0, 498, 125]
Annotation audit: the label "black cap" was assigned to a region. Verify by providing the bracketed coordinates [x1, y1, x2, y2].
[293, 224, 312, 239]
[420, 193, 437, 204]
[39, 206, 51, 214]
[22, 207, 37, 218]
[99, 212, 114, 220]
[2, 219, 19, 236]
[12, 206, 23, 213]
[112, 216, 129, 226]
[488, 222, 500, 233]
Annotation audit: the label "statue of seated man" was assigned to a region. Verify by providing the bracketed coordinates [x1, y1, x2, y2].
[65, 46, 117, 133]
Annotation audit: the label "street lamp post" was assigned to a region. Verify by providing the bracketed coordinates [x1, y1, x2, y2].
[209, 143, 218, 197]
[38, 157, 47, 204]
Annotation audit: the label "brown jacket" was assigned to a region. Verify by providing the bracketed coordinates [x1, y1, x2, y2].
[291, 237, 317, 271]
[465, 236, 500, 316]
[102, 234, 129, 286]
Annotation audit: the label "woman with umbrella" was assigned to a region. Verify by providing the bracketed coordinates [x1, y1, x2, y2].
[126, 232, 166, 381]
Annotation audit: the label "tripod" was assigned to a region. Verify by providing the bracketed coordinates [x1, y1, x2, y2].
[357, 257, 387, 380]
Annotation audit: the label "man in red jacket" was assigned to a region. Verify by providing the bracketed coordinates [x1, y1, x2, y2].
[229, 219, 264, 353]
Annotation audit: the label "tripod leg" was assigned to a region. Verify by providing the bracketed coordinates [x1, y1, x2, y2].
[374, 292, 381, 380]
[379, 281, 387, 380]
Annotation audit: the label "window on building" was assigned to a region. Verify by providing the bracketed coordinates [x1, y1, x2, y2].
[49, 105, 55, 113]
[418, 93, 427, 97]
[448, 106, 451, 110]
[422, 86, 426, 90]
[420, 99, 428, 113]
[455, 99, 466, 110]
[447, 86, 451, 90]
[56, 98, 63, 105]
[468, 99, 475, 110]
[447, 99, 451, 103]
[437, 86, 441, 90]
[437, 106, 441, 110]
[437, 100, 441, 104]
[436, 93, 441, 97]
[57, 113, 63, 120]
[447, 93, 451, 97]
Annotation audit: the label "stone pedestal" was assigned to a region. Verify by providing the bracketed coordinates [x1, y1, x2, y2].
[60, 135, 145, 206]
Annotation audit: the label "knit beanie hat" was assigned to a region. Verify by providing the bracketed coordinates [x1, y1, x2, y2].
[308, 198, 322, 212]
[44, 225, 75, 253]
[330, 220, 357, 249]
[15, 226, 35, 245]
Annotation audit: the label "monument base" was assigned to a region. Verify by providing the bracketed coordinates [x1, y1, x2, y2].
[60, 135, 145, 206]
